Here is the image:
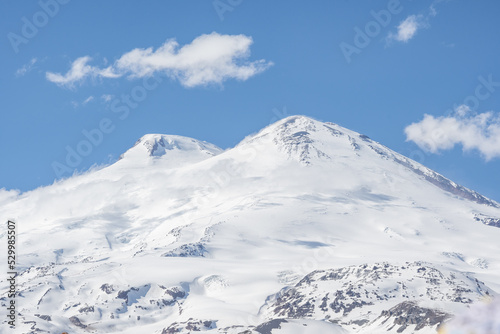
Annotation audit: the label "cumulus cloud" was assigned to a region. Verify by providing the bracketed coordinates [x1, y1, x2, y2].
[16, 58, 37, 77]
[46, 32, 273, 88]
[405, 105, 500, 161]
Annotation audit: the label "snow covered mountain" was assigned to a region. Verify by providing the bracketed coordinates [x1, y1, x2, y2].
[1, 115, 500, 334]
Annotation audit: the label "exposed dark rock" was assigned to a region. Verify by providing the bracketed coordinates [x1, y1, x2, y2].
[117, 287, 139, 304]
[163, 243, 208, 257]
[255, 319, 288, 334]
[69, 316, 87, 329]
[359, 134, 372, 142]
[350, 319, 369, 326]
[34, 314, 51, 321]
[272, 288, 315, 318]
[330, 289, 373, 315]
[474, 213, 500, 228]
[273, 117, 330, 164]
[78, 305, 94, 313]
[166, 286, 186, 299]
[379, 301, 451, 332]
[100, 283, 114, 294]
[161, 319, 216, 333]
[154, 299, 176, 307]
[348, 136, 360, 150]
[323, 125, 343, 137]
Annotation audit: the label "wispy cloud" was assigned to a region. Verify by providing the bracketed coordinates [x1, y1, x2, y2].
[429, 4, 438, 17]
[405, 105, 500, 161]
[46, 32, 273, 89]
[46, 56, 119, 87]
[82, 96, 94, 105]
[70, 96, 96, 109]
[101, 94, 114, 102]
[387, 14, 429, 44]
[16, 58, 38, 77]
[387, 3, 438, 44]
[391, 15, 423, 43]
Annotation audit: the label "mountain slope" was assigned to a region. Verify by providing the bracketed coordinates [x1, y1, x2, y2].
[1, 115, 499, 334]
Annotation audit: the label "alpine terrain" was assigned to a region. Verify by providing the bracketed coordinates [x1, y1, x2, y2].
[1, 115, 500, 333]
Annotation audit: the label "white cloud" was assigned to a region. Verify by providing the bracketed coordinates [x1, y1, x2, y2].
[429, 4, 437, 17]
[389, 15, 423, 43]
[69, 96, 95, 109]
[46, 32, 273, 88]
[46, 56, 119, 88]
[387, 3, 441, 44]
[82, 96, 94, 105]
[455, 104, 470, 117]
[101, 94, 114, 102]
[16, 58, 37, 77]
[405, 105, 500, 161]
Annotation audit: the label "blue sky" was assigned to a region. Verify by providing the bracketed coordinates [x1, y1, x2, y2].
[2, 0, 500, 201]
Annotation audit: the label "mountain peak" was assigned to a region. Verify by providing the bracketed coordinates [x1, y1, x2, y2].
[269, 115, 321, 133]
[135, 134, 221, 157]
[237, 115, 358, 165]
[118, 134, 222, 168]
[236, 115, 499, 208]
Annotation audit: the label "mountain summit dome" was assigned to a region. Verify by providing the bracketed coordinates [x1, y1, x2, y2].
[118, 134, 222, 168]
